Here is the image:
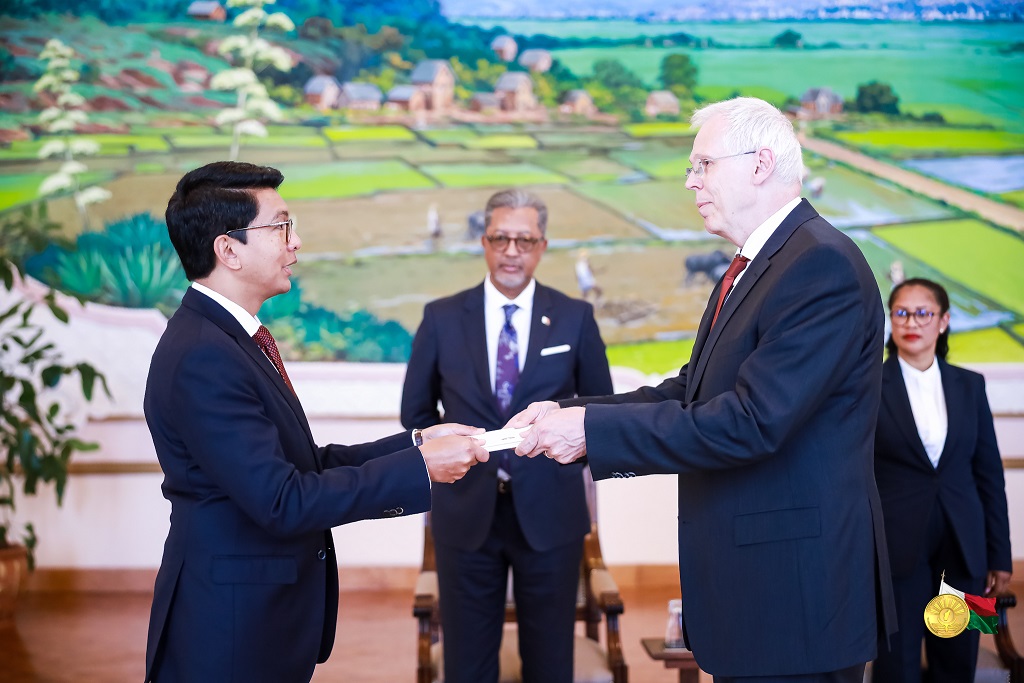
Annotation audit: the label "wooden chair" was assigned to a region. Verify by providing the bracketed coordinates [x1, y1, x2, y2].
[413, 467, 628, 683]
[980, 591, 1021, 683]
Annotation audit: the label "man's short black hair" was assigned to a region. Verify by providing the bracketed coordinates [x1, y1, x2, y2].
[165, 161, 284, 281]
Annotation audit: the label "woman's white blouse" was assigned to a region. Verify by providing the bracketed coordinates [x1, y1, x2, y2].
[898, 356, 948, 468]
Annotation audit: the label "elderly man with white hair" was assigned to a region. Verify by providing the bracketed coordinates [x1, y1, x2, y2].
[509, 97, 898, 683]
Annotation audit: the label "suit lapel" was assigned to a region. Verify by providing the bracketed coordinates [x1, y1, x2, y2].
[461, 284, 500, 420]
[882, 357, 932, 469]
[686, 255, 771, 403]
[512, 284, 553, 412]
[686, 282, 719, 394]
[685, 200, 816, 403]
[182, 289, 321, 463]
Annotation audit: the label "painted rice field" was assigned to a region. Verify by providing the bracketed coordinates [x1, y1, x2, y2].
[2, 15, 1022, 366]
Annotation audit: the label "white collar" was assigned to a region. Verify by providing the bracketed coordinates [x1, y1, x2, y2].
[737, 197, 802, 261]
[483, 276, 536, 311]
[898, 355, 941, 381]
[191, 282, 262, 337]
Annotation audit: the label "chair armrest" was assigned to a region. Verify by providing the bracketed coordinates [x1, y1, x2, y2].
[414, 570, 439, 619]
[588, 567, 624, 615]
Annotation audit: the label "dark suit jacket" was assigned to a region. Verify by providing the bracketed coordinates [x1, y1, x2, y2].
[400, 281, 613, 552]
[874, 356, 1011, 578]
[571, 200, 897, 676]
[143, 288, 431, 682]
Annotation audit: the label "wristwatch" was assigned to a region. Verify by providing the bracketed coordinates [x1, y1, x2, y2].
[412, 428, 424, 447]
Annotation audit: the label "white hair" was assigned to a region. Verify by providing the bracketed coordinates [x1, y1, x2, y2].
[691, 97, 803, 185]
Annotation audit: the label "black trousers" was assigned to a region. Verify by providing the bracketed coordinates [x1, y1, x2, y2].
[872, 504, 983, 683]
[435, 488, 583, 683]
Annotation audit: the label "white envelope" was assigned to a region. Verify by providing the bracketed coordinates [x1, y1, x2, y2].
[476, 427, 532, 452]
[540, 344, 570, 357]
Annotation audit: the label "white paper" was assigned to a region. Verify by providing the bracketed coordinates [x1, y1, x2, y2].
[476, 426, 532, 452]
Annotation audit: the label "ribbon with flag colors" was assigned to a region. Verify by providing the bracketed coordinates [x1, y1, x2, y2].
[938, 579, 999, 634]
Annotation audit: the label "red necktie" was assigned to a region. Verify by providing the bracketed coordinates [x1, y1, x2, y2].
[253, 325, 296, 395]
[711, 255, 750, 329]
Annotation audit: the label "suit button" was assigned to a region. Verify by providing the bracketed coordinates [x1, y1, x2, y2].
[626, 472, 636, 478]
[318, 549, 327, 560]
[395, 507, 404, 515]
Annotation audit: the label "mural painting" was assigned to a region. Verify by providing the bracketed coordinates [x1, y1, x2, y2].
[1, 0, 1023, 378]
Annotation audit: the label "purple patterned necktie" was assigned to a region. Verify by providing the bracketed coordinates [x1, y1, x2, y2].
[494, 304, 519, 415]
[494, 304, 519, 482]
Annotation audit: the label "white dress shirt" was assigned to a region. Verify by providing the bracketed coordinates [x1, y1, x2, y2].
[732, 196, 802, 290]
[898, 356, 948, 468]
[191, 282, 262, 335]
[484, 276, 534, 393]
[191, 283, 432, 483]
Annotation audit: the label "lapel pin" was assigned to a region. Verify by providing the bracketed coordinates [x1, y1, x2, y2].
[541, 316, 550, 326]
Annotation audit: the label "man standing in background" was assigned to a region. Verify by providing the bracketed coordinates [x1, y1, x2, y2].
[402, 189, 614, 683]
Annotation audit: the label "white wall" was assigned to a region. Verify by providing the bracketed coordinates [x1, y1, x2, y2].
[5, 286, 1021, 570]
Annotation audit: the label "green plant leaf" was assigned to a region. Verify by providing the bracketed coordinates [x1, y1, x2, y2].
[41, 365, 65, 388]
[0, 301, 23, 325]
[76, 362, 96, 400]
[64, 437, 98, 452]
[17, 379, 41, 423]
[17, 429, 41, 495]
[45, 291, 69, 323]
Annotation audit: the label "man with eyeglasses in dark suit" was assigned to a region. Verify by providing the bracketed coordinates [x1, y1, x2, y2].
[509, 98, 898, 682]
[143, 161, 487, 683]
[401, 189, 614, 683]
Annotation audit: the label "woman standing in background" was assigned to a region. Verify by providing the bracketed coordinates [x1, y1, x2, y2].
[872, 277, 1012, 682]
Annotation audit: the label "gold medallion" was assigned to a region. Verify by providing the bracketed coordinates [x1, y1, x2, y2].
[923, 593, 969, 638]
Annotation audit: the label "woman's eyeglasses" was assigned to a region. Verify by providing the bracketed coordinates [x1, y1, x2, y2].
[890, 307, 938, 325]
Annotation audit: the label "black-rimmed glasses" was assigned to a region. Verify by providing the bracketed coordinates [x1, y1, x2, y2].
[890, 307, 938, 325]
[226, 218, 295, 243]
[484, 234, 543, 253]
[686, 151, 757, 179]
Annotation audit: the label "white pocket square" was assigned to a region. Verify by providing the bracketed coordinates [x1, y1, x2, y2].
[540, 344, 571, 357]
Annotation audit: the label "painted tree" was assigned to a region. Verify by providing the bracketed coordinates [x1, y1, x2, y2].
[659, 53, 697, 98]
[213, 0, 295, 160]
[855, 81, 900, 115]
[34, 39, 110, 231]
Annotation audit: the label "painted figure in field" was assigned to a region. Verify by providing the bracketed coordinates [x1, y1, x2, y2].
[575, 248, 603, 305]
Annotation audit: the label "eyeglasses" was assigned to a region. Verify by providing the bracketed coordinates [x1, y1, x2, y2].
[484, 234, 543, 253]
[890, 307, 938, 325]
[226, 218, 295, 243]
[686, 151, 757, 179]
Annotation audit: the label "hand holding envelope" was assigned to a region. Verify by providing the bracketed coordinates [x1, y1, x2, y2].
[418, 423, 488, 484]
[475, 426, 534, 452]
[503, 400, 588, 465]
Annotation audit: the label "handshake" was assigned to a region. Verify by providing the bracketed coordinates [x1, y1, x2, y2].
[418, 401, 587, 483]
